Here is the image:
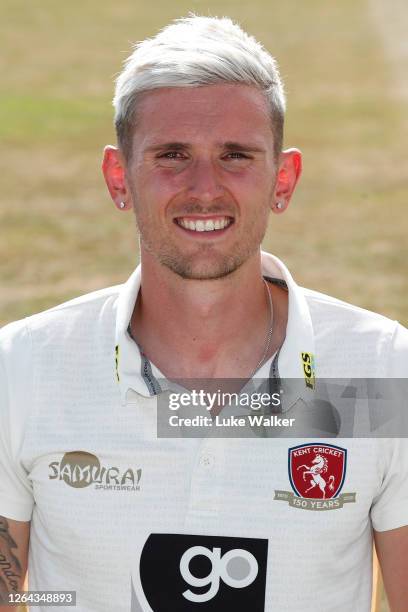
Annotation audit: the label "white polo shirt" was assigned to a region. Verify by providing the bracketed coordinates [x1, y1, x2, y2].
[1, 251, 407, 612]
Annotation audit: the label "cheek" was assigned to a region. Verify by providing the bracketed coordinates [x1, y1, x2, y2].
[227, 173, 273, 207]
[138, 169, 181, 205]
[227, 162, 275, 190]
[128, 171, 169, 219]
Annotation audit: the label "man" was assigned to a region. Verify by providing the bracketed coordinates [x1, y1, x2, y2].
[0, 15, 407, 612]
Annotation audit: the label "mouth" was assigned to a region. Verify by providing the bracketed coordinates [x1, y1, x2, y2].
[174, 215, 234, 235]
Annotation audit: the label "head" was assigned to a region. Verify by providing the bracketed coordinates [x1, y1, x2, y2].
[103, 16, 301, 281]
[113, 15, 286, 165]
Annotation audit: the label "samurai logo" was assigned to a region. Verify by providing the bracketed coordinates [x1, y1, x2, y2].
[48, 451, 141, 492]
[274, 443, 357, 511]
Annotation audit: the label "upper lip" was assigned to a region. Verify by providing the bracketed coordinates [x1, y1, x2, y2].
[173, 214, 234, 220]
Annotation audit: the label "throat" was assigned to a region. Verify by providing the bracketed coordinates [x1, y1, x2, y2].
[128, 323, 278, 380]
[128, 278, 287, 380]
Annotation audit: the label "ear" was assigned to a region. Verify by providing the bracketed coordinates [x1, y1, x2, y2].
[271, 148, 302, 214]
[101, 146, 130, 211]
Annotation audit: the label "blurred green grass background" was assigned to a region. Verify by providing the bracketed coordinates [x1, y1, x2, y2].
[0, 0, 407, 331]
[1, 2, 407, 608]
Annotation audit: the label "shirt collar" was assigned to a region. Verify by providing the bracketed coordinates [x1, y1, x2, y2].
[114, 266, 152, 403]
[114, 251, 315, 404]
[259, 251, 315, 380]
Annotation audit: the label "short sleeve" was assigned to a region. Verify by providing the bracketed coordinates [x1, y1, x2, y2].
[387, 322, 408, 377]
[370, 323, 408, 531]
[0, 321, 34, 521]
[370, 438, 408, 532]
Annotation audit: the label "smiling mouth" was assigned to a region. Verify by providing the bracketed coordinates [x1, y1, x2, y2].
[175, 216, 234, 232]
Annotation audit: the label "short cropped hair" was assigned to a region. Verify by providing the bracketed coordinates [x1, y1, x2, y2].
[113, 15, 286, 161]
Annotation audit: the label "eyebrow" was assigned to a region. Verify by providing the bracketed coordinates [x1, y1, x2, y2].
[145, 141, 266, 154]
[222, 141, 266, 153]
[146, 142, 189, 153]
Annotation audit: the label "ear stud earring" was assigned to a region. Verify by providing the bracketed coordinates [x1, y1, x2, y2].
[119, 201, 126, 209]
[276, 202, 284, 210]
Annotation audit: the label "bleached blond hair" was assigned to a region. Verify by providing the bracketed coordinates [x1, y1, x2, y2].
[114, 15, 286, 160]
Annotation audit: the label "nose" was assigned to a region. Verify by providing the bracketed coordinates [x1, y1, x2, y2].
[186, 158, 225, 203]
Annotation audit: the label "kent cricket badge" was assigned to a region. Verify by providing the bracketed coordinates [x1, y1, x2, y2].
[274, 443, 356, 511]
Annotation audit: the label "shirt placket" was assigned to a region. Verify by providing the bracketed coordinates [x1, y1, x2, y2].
[184, 436, 226, 531]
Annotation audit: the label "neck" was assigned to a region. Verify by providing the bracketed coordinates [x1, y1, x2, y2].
[131, 249, 286, 378]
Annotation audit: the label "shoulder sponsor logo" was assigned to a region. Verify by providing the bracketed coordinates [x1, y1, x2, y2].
[301, 352, 316, 389]
[274, 443, 356, 511]
[48, 451, 141, 492]
[131, 534, 268, 611]
[115, 344, 120, 382]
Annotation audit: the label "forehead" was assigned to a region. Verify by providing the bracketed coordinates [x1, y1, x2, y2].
[133, 83, 273, 148]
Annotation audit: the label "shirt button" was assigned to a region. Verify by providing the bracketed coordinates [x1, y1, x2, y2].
[199, 453, 215, 467]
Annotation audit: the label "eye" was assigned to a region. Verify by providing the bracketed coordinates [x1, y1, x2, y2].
[155, 150, 189, 168]
[158, 151, 186, 160]
[224, 152, 250, 160]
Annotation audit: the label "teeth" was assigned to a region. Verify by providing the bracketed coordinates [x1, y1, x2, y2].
[177, 217, 231, 232]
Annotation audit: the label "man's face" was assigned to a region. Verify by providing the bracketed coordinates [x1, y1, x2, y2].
[124, 83, 278, 279]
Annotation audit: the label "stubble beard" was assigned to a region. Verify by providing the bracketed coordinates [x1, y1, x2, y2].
[132, 196, 270, 280]
[150, 242, 261, 280]
[137, 221, 268, 280]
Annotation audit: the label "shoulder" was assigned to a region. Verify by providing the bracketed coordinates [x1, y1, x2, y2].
[0, 283, 122, 366]
[301, 287, 407, 377]
[303, 287, 395, 328]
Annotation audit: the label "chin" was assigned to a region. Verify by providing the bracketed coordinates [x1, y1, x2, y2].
[142, 236, 261, 280]
[162, 253, 244, 280]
